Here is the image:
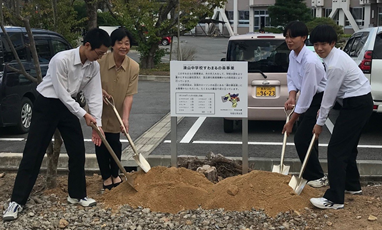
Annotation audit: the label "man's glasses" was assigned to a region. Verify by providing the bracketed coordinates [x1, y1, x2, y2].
[93, 49, 106, 57]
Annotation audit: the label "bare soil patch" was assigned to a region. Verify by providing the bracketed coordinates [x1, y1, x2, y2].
[1, 167, 382, 229]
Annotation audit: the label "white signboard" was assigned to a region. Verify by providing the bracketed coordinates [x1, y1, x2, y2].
[170, 61, 248, 118]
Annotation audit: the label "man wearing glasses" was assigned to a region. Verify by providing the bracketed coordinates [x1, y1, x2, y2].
[3, 28, 111, 221]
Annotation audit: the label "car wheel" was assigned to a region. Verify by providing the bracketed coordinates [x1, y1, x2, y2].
[161, 39, 169, 46]
[16, 97, 33, 134]
[224, 118, 234, 133]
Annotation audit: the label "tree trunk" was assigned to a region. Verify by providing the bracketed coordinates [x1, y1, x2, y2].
[140, 46, 159, 69]
[51, 0, 57, 31]
[46, 130, 63, 189]
[85, 0, 98, 30]
[140, 55, 155, 69]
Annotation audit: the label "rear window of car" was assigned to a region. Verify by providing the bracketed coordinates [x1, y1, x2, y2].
[373, 32, 382, 59]
[343, 32, 369, 57]
[227, 39, 290, 73]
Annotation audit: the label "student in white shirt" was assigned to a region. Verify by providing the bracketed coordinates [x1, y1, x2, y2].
[3, 28, 111, 221]
[282, 21, 328, 188]
[309, 25, 373, 210]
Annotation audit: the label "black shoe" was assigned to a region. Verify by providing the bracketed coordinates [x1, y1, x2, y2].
[103, 183, 113, 190]
[113, 176, 123, 187]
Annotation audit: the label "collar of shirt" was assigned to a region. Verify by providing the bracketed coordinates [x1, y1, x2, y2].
[74, 46, 93, 68]
[323, 47, 337, 67]
[291, 45, 308, 64]
[107, 52, 128, 71]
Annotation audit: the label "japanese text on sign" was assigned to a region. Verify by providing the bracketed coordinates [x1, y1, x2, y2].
[170, 61, 248, 118]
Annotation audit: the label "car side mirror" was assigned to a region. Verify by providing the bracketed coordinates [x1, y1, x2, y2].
[221, 58, 226, 61]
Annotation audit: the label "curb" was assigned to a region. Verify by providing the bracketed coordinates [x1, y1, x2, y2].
[2, 153, 382, 181]
[139, 75, 169, 82]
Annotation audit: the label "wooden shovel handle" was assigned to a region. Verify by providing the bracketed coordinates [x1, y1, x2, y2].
[298, 135, 316, 179]
[90, 123, 137, 191]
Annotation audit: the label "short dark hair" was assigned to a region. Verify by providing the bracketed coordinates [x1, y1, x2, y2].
[309, 25, 337, 44]
[82, 28, 111, 49]
[283, 21, 308, 38]
[110, 27, 135, 47]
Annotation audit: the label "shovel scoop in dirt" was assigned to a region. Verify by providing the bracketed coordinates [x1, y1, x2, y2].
[90, 123, 137, 191]
[272, 107, 294, 175]
[104, 96, 151, 173]
[289, 135, 316, 195]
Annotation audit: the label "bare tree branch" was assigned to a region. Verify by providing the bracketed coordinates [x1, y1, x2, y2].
[19, 15, 43, 83]
[105, 0, 124, 26]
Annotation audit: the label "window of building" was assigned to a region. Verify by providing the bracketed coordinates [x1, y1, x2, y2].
[312, 8, 316, 18]
[345, 7, 364, 27]
[226, 11, 233, 20]
[254, 10, 269, 30]
[239, 10, 249, 25]
[325, 8, 332, 17]
[378, 7, 382, 26]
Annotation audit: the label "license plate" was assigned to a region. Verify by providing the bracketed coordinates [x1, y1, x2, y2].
[256, 86, 276, 97]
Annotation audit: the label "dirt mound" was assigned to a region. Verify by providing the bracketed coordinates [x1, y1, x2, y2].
[100, 166, 320, 216]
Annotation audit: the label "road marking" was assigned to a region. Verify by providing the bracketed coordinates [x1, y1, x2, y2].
[0, 138, 24, 141]
[180, 117, 206, 143]
[325, 118, 334, 133]
[0, 138, 129, 143]
[164, 140, 382, 149]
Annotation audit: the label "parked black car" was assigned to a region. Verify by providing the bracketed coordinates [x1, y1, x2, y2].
[0, 26, 72, 133]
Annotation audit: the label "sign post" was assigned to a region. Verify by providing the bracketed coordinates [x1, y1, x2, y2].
[170, 61, 249, 173]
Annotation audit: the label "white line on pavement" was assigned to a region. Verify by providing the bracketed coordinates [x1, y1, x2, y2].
[325, 118, 334, 133]
[0, 138, 24, 141]
[180, 117, 206, 143]
[163, 140, 382, 149]
[0, 138, 129, 143]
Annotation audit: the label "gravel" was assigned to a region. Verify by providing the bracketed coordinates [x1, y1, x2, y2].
[0, 194, 325, 230]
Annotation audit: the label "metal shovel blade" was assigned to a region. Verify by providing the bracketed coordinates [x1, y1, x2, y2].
[272, 165, 290, 175]
[288, 135, 316, 195]
[104, 96, 151, 173]
[288, 175, 307, 195]
[133, 153, 151, 173]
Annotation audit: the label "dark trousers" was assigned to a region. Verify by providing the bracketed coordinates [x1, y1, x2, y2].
[294, 92, 325, 181]
[95, 132, 121, 180]
[11, 94, 87, 205]
[324, 93, 373, 204]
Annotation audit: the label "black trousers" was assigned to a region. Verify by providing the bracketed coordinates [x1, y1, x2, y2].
[294, 92, 325, 181]
[95, 132, 121, 180]
[324, 93, 373, 204]
[11, 94, 87, 205]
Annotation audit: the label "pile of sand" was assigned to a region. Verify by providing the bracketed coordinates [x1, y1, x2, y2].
[101, 166, 321, 217]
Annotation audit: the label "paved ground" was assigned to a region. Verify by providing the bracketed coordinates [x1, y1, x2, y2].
[1, 36, 382, 179]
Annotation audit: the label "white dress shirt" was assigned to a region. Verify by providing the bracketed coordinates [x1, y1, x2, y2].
[316, 47, 371, 126]
[37, 47, 103, 126]
[287, 45, 327, 114]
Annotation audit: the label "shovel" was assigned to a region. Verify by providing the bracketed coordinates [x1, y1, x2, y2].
[272, 107, 295, 175]
[288, 135, 316, 195]
[90, 122, 137, 191]
[104, 96, 151, 173]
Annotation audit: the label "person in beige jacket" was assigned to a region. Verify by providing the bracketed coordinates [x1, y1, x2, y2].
[96, 27, 139, 190]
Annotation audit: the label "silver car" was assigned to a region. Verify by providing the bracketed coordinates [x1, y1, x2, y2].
[222, 33, 291, 133]
[343, 27, 382, 113]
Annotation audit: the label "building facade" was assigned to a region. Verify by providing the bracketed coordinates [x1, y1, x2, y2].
[196, 0, 382, 36]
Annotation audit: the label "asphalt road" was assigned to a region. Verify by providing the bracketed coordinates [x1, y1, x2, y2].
[129, 36, 229, 62]
[2, 36, 382, 163]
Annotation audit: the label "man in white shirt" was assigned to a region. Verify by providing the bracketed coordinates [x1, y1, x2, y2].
[3, 28, 111, 221]
[309, 25, 373, 210]
[282, 21, 328, 188]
